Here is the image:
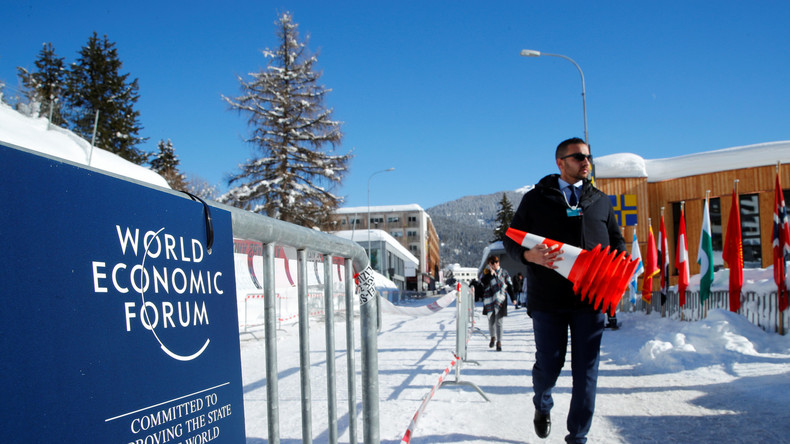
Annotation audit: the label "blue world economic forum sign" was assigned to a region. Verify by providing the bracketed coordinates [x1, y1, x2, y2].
[0, 144, 246, 442]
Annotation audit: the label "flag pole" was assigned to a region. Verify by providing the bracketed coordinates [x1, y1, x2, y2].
[660, 206, 666, 317]
[647, 217, 653, 315]
[680, 201, 685, 321]
[704, 190, 710, 319]
[778, 161, 785, 335]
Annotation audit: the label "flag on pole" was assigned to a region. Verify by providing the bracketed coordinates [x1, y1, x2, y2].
[658, 214, 670, 305]
[697, 196, 714, 303]
[629, 229, 644, 304]
[723, 184, 743, 312]
[773, 172, 790, 312]
[643, 225, 659, 303]
[676, 206, 689, 307]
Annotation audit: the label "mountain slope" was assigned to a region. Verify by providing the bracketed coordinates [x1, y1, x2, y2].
[427, 188, 530, 267]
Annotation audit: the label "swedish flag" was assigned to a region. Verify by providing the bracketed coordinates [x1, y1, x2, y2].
[609, 194, 638, 227]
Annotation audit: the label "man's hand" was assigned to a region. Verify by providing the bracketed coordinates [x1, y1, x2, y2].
[523, 243, 563, 269]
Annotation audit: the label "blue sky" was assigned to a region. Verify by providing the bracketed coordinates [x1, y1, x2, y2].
[2, 1, 789, 209]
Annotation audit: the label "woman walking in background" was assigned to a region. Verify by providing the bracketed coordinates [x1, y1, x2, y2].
[481, 255, 514, 351]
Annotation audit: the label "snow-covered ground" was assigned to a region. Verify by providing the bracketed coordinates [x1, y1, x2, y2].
[239, 296, 790, 443]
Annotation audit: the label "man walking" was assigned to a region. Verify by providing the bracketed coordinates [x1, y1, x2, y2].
[504, 137, 625, 443]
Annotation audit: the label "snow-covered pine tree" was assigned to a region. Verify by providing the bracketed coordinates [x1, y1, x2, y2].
[150, 139, 187, 190]
[492, 193, 514, 242]
[64, 32, 148, 165]
[16, 42, 66, 124]
[220, 11, 351, 228]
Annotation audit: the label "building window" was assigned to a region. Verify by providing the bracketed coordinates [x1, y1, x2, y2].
[739, 194, 761, 268]
[387, 216, 400, 223]
[407, 230, 418, 238]
[390, 231, 403, 238]
[370, 217, 384, 224]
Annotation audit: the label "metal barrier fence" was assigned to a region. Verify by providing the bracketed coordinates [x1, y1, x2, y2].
[441, 283, 489, 401]
[222, 204, 381, 444]
[622, 290, 788, 334]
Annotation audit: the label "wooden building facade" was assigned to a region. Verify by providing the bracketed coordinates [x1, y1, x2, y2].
[594, 143, 790, 288]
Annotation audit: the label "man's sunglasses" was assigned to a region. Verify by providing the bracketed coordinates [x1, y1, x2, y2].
[561, 153, 593, 162]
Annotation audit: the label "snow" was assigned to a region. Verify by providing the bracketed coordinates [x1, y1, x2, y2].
[338, 204, 427, 214]
[595, 141, 790, 182]
[333, 229, 419, 265]
[0, 103, 170, 188]
[239, 294, 790, 443]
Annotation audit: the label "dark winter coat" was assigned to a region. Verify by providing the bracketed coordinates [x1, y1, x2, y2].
[503, 174, 626, 313]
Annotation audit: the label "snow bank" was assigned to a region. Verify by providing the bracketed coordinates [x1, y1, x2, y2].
[0, 103, 169, 188]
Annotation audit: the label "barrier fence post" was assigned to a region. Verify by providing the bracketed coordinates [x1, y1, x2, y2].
[263, 242, 281, 444]
[344, 258, 359, 444]
[297, 249, 313, 444]
[323, 253, 338, 444]
[358, 266, 380, 444]
[440, 283, 489, 401]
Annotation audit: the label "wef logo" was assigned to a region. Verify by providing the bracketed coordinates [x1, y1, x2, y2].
[91, 225, 225, 361]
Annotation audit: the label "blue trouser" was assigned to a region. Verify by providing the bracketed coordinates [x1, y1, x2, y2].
[531, 309, 605, 444]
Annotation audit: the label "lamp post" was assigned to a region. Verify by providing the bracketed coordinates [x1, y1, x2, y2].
[367, 168, 395, 264]
[520, 49, 589, 146]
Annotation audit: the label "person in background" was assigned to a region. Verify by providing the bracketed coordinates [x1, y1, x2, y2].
[469, 277, 484, 303]
[514, 272, 527, 309]
[480, 255, 513, 351]
[503, 137, 626, 443]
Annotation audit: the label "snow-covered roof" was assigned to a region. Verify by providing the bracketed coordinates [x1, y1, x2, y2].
[595, 141, 790, 182]
[332, 229, 419, 265]
[0, 103, 170, 188]
[336, 204, 426, 214]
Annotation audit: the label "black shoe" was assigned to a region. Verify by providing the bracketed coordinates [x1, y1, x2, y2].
[489, 337, 496, 348]
[496, 341, 502, 351]
[533, 411, 551, 439]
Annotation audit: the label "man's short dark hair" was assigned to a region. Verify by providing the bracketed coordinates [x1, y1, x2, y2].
[555, 137, 587, 159]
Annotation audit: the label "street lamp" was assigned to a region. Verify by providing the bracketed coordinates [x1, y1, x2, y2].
[520, 49, 589, 146]
[367, 167, 395, 264]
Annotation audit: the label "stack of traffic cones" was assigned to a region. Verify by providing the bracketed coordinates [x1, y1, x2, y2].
[506, 228, 641, 316]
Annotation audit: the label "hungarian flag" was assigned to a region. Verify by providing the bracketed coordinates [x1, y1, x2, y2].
[658, 214, 670, 305]
[676, 207, 689, 307]
[697, 196, 714, 303]
[722, 185, 743, 312]
[642, 225, 659, 303]
[774, 173, 790, 312]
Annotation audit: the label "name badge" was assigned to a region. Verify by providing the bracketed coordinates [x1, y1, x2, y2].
[566, 208, 582, 217]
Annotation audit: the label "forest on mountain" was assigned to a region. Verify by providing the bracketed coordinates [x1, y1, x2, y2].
[427, 189, 528, 267]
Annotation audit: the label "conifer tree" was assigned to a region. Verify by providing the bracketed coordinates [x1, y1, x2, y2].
[185, 176, 218, 201]
[220, 12, 351, 228]
[16, 42, 66, 124]
[493, 193, 515, 242]
[64, 32, 148, 164]
[150, 139, 187, 190]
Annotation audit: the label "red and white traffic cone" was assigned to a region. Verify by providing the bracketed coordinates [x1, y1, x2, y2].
[506, 227, 641, 316]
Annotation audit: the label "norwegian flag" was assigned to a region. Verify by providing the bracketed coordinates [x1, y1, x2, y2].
[773, 173, 790, 312]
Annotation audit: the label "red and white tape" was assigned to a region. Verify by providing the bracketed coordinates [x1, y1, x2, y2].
[400, 355, 458, 444]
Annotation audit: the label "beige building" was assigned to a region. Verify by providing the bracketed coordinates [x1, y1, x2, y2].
[331, 204, 440, 291]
